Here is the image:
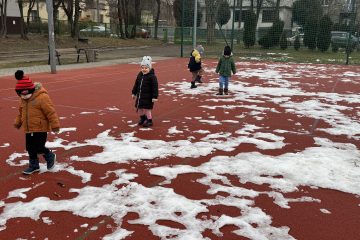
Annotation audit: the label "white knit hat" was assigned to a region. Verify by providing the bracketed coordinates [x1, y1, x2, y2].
[140, 56, 152, 69]
[195, 45, 204, 56]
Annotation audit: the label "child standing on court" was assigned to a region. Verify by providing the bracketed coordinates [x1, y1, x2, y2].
[13, 70, 60, 175]
[132, 56, 159, 127]
[215, 46, 236, 95]
[188, 45, 204, 89]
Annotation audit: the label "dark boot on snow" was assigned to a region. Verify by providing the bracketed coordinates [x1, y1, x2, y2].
[44, 151, 56, 170]
[216, 88, 223, 95]
[23, 159, 40, 175]
[190, 81, 197, 89]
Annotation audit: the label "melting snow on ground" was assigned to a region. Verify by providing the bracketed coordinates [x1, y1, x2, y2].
[1, 62, 359, 239]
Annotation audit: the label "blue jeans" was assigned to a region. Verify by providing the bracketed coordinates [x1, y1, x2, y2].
[219, 75, 229, 89]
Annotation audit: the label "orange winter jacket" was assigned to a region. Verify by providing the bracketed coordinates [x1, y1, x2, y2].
[14, 83, 60, 133]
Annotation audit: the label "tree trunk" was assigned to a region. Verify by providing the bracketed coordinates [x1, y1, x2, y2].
[255, 0, 264, 24]
[237, 0, 243, 44]
[274, 0, 281, 21]
[121, 0, 130, 38]
[205, 0, 221, 44]
[154, 0, 160, 39]
[18, 0, 28, 39]
[117, 0, 125, 38]
[62, 0, 76, 37]
[132, 0, 140, 38]
[73, 0, 80, 39]
[25, 0, 36, 35]
[53, 1, 61, 35]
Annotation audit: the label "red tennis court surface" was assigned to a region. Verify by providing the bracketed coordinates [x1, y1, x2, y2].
[0, 58, 359, 240]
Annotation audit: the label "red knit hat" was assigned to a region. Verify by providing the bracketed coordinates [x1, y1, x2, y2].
[15, 70, 35, 94]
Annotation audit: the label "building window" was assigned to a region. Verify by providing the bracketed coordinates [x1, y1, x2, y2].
[30, 10, 39, 22]
[262, 10, 275, 23]
[234, 10, 248, 22]
[322, 0, 329, 6]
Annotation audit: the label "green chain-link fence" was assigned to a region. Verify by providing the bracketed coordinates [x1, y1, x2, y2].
[25, 0, 360, 65]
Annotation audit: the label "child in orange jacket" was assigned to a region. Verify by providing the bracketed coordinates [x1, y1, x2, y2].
[14, 70, 60, 175]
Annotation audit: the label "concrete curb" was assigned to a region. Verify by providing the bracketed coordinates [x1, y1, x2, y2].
[0, 56, 174, 77]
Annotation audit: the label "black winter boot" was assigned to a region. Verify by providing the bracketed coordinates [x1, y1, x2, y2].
[195, 75, 203, 83]
[142, 119, 153, 127]
[190, 81, 197, 89]
[224, 88, 229, 95]
[23, 159, 40, 175]
[138, 115, 147, 126]
[216, 88, 223, 95]
[44, 151, 56, 170]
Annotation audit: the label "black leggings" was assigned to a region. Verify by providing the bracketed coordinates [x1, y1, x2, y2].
[26, 132, 50, 159]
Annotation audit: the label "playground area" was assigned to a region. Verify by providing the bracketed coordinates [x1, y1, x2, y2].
[0, 58, 359, 240]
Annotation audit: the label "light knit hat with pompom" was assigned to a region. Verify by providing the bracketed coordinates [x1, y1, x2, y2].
[140, 56, 152, 69]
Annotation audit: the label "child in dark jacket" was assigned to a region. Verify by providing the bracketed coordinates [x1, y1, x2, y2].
[215, 46, 236, 95]
[14, 70, 60, 175]
[187, 45, 204, 89]
[132, 56, 159, 127]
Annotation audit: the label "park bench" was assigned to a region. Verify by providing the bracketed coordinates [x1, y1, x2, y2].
[48, 46, 98, 65]
[78, 37, 89, 44]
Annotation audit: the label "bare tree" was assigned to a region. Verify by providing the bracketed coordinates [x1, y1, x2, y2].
[248, 0, 274, 30]
[16, 0, 36, 39]
[274, 0, 281, 21]
[116, 0, 125, 38]
[132, 0, 140, 38]
[17, 0, 28, 39]
[53, 0, 62, 32]
[0, 0, 8, 37]
[105, 0, 125, 38]
[62, 0, 83, 38]
[121, 0, 130, 38]
[73, 0, 81, 38]
[205, 0, 222, 44]
[25, 0, 36, 32]
[255, 0, 264, 24]
[62, 0, 75, 35]
[106, 0, 126, 38]
[153, 0, 160, 39]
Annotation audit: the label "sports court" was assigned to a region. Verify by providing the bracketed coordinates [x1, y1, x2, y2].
[0, 58, 359, 239]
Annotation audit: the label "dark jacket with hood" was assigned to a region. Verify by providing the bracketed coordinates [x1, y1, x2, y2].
[132, 68, 158, 109]
[187, 49, 202, 72]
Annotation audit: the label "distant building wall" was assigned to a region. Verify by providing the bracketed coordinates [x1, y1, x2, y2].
[22, 1, 110, 24]
[3, 1, 21, 34]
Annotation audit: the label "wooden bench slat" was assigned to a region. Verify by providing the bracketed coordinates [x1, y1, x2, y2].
[48, 47, 98, 65]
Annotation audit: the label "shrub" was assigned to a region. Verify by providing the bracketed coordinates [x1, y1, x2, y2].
[317, 15, 333, 52]
[258, 34, 272, 49]
[243, 11, 256, 48]
[258, 19, 284, 49]
[304, 14, 318, 50]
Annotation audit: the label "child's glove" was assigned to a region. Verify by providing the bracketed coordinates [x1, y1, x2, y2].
[152, 98, 158, 102]
[52, 128, 60, 134]
[14, 123, 21, 129]
[132, 94, 136, 99]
